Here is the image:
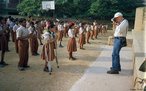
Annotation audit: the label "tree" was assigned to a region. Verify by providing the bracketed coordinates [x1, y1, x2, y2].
[55, 1, 77, 18]
[89, 0, 111, 19]
[89, 0, 144, 20]
[17, 0, 42, 16]
[77, 0, 92, 16]
[17, 0, 144, 20]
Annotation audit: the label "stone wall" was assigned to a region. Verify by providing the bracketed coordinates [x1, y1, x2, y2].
[132, 7, 146, 90]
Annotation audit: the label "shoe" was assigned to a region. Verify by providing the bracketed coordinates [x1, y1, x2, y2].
[0, 62, 8, 66]
[0, 64, 5, 67]
[80, 48, 85, 50]
[35, 53, 40, 55]
[43, 67, 48, 72]
[110, 67, 121, 71]
[107, 70, 119, 74]
[87, 42, 91, 44]
[24, 65, 30, 68]
[59, 45, 64, 48]
[69, 57, 76, 60]
[18, 67, 25, 71]
[32, 53, 39, 56]
[71, 57, 76, 60]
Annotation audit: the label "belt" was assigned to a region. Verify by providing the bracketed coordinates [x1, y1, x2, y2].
[114, 37, 126, 39]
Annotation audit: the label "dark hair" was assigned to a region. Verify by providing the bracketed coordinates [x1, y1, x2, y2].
[49, 20, 55, 28]
[0, 17, 6, 23]
[30, 21, 34, 26]
[19, 18, 26, 23]
[69, 22, 74, 28]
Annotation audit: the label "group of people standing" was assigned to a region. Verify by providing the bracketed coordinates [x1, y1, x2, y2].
[0, 16, 108, 74]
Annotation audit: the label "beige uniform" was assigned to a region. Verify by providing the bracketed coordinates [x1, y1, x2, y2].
[93, 25, 98, 39]
[78, 27, 86, 48]
[57, 24, 64, 41]
[86, 25, 91, 43]
[13, 24, 19, 53]
[28, 26, 39, 55]
[16, 25, 30, 67]
[41, 30, 56, 61]
[67, 28, 77, 52]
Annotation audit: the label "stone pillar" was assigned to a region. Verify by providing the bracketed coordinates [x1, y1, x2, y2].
[134, 7, 144, 31]
[144, 7, 146, 53]
[144, 7, 146, 31]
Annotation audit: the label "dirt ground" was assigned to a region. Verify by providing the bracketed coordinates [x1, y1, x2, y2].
[0, 30, 132, 91]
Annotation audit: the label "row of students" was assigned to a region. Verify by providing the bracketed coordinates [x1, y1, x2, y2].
[0, 17, 109, 74]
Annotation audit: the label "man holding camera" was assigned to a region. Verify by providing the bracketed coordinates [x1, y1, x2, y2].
[107, 12, 129, 74]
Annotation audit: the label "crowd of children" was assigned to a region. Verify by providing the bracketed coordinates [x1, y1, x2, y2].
[0, 16, 108, 74]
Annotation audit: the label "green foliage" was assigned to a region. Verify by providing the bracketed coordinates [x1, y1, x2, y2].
[77, 0, 92, 16]
[17, 0, 42, 16]
[89, 0, 143, 19]
[17, 0, 144, 20]
[56, 0, 67, 4]
[55, 1, 77, 18]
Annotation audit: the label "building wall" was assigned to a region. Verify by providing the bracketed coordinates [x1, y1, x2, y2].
[0, 0, 21, 15]
[8, 0, 20, 9]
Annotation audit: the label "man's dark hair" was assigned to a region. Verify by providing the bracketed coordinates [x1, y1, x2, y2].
[19, 18, 26, 23]
[49, 20, 55, 28]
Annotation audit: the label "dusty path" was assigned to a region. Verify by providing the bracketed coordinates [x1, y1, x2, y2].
[0, 31, 122, 91]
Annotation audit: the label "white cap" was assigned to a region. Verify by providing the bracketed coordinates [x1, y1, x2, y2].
[111, 12, 123, 21]
[114, 12, 123, 18]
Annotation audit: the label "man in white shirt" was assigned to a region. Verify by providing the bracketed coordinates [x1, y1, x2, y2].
[107, 12, 129, 74]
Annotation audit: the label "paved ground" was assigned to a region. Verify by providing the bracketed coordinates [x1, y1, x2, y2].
[0, 30, 133, 91]
[70, 45, 133, 91]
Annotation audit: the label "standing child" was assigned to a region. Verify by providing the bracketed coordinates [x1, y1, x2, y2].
[57, 22, 64, 47]
[78, 23, 86, 50]
[13, 20, 19, 53]
[16, 18, 32, 71]
[28, 22, 39, 56]
[67, 22, 77, 60]
[41, 21, 56, 74]
[86, 23, 91, 44]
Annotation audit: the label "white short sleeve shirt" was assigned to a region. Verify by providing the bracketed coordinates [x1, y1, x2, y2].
[114, 19, 129, 37]
[68, 29, 74, 38]
[16, 25, 30, 39]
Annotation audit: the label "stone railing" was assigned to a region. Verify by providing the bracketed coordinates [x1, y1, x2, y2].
[132, 7, 146, 90]
[132, 31, 146, 90]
